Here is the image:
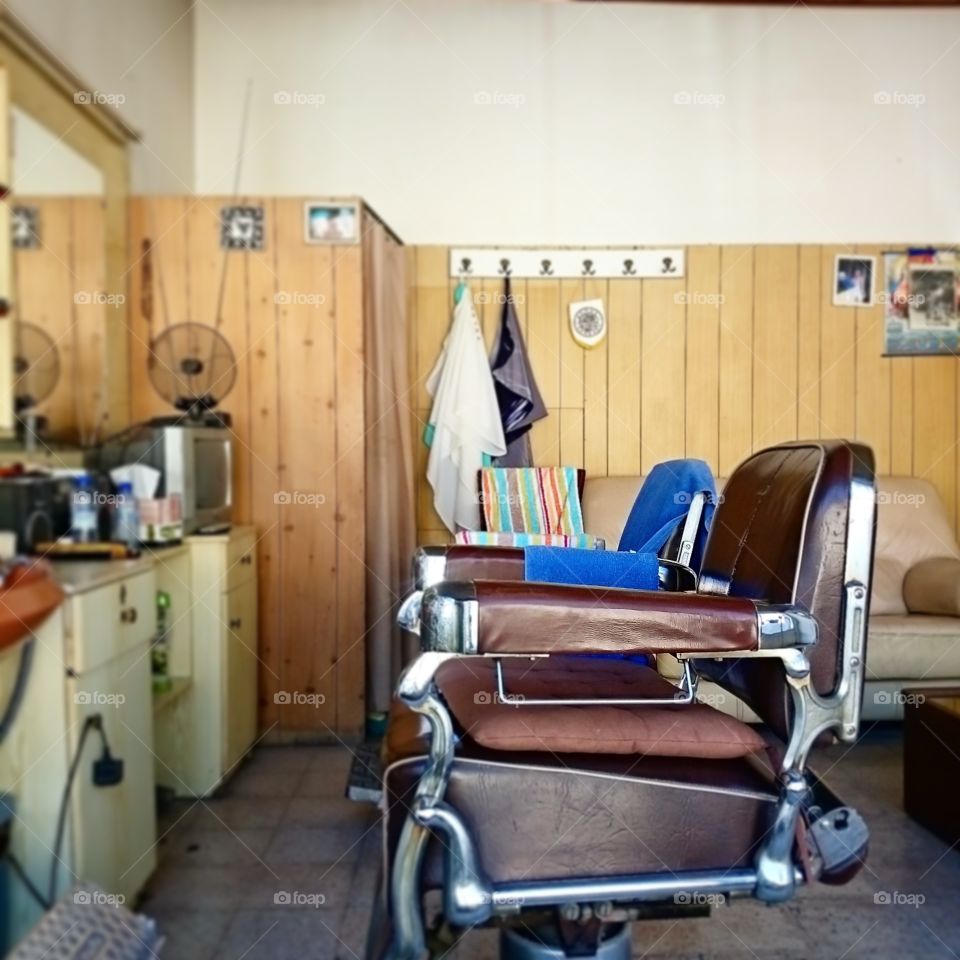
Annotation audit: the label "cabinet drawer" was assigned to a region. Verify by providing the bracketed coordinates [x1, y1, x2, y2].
[225, 530, 257, 592]
[68, 571, 156, 673]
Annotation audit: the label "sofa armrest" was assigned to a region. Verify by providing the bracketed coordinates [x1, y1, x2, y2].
[903, 557, 960, 616]
[421, 579, 817, 657]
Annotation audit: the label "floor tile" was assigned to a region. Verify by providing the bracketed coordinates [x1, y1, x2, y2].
[142, 737, 960, 960]
[212, 908, 342, 960]
[148, 909, 233, 960]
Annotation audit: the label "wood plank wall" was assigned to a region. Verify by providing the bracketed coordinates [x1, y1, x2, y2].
[128, 197, 366, 740]
[13, 197, 108, 444]
[411, 244, 958, 544]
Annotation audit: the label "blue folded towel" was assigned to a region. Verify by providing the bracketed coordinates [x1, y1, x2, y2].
[618, 458, 716, 568]
[524, 546, 659, 591]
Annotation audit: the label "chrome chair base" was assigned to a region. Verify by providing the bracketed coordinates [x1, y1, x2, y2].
[500, 924, 630, 960]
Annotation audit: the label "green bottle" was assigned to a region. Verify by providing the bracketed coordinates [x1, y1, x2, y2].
[152, 590, 172, 692]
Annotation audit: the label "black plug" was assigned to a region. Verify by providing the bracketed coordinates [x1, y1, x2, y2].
[87, 714, 124, 787]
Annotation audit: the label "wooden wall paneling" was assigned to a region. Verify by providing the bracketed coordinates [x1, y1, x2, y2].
[414, 247, 448, 535]
[186, 199, 252, 523]
[914, 356, 957, 532]
[683, 246, 720, 470]
[16, 199, 74, 439]
[526, 278, 561, 465]
[246, 198, 283, 733]
[640, 256, 686, 473]
[853, 245, 891, 475]
[818, 246, 856, 439]
[606, 275, 642, 475]
[583, 277, 609, 476]
[333, 243, 367, 738]
[796, 246, 822, 441]
[559, 278, 585, 468]
[125, 198, 149, 422]
[136, 197, 188, 422]
[70, 199, 107, 445]
[890, 358, 913, 477]
[718, 246, 754, 476]
[752, 246, 799, 451]
[274, 198, 338, 733]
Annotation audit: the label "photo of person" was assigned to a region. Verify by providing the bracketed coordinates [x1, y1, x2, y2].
[908, 266, 958, 330]
[304, 202, 359, 244]
[833, 255, 875, 307]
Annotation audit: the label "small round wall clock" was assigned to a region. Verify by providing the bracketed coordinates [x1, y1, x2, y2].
[568, 298, 607, 348]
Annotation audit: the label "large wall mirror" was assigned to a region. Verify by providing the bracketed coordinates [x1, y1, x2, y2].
[0, 15, 135, 453]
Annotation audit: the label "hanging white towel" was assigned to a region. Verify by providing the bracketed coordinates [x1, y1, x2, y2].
[426, 287, 506, 531]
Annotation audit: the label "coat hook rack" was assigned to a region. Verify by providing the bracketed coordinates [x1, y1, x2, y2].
[449, 248, 684, 280]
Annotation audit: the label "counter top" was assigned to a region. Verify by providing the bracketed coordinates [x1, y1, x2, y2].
[51, 543, 189, 595]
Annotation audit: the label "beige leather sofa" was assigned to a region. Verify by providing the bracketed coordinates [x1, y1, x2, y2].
[582, 474, 960, 721]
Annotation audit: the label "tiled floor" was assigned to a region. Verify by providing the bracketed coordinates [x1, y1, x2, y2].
[140, 726, 960, 959]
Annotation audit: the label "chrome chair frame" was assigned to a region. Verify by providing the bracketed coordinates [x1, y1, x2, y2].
[382, 460, 875, 960]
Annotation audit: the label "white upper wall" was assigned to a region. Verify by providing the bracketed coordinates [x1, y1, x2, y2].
[194, 0, 960, 245]
[5, 0, 194, 193]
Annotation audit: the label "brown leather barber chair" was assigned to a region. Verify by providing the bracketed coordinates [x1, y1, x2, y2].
[371, 441, 876, 960]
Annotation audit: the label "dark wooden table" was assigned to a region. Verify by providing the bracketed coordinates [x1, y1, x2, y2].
[904, 688, 960, 847]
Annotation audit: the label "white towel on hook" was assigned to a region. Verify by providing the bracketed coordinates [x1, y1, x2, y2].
[425, 286, 506, 532]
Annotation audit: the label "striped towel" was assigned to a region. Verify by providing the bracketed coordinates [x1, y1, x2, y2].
[479, 466, 585, 535]
[455, 531, 601, 549]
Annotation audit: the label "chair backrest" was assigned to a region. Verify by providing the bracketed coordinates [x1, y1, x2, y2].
[696, 441, 876, 740]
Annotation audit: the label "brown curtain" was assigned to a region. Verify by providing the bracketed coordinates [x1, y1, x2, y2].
[363, 216, 416, 714]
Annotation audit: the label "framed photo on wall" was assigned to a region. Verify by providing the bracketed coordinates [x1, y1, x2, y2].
[833, 255, 876, 307]
[304, 201, 360, 245]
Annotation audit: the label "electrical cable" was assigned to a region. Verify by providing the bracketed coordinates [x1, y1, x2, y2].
[6, 851, 50, 910]
[47, 714, 109, 905]
[0, 637, 35, 744]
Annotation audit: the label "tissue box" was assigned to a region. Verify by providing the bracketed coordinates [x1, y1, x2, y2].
[137, 496, 183, 544]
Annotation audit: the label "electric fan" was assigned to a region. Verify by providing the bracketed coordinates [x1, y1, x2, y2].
[147, 322, 237, 425]
[14, 321, 60, 446]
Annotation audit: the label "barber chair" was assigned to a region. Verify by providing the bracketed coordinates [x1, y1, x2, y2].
[372, 441, 875, 960]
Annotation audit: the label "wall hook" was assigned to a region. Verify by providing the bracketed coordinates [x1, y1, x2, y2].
[540, 258, 554, 276]
[622, 258, 636, 276]
[661, 256, 676, 274]
[582, 258, 596, 277]
[498, 258, 512, 276]
[459, 257, 473, 275]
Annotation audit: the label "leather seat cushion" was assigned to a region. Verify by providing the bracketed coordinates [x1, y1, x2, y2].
[388, 656, 767, 762]
[385, 751, 778, 886]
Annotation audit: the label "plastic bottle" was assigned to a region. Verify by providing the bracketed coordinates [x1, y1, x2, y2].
[71, 474, 98, 543]
[114, 482, 140, 549]
[152, 590, 172, 693]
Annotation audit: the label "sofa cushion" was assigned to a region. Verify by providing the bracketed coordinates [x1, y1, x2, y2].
[903, 557, 960, 616]
[872, 556, 907, 616]
[580, 476, 644, 549]
[873, 477, 960, 615]
[868, 614, 960, 679]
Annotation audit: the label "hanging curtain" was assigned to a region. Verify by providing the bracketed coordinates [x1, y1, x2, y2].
[363, 216, 417, 714]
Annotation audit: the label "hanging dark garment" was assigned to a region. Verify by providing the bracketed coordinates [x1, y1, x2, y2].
[490, 276, 547, 466]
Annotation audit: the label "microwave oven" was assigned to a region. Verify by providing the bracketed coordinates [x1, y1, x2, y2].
[89, 421, 233, 534]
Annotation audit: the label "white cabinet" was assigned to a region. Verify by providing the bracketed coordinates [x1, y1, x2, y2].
[155, 527, 259, 797]
[0, 609, 69, 950]
[58, 567, 158, 904]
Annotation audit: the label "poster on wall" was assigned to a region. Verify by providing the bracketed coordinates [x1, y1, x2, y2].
[883, 249, 960, 356]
